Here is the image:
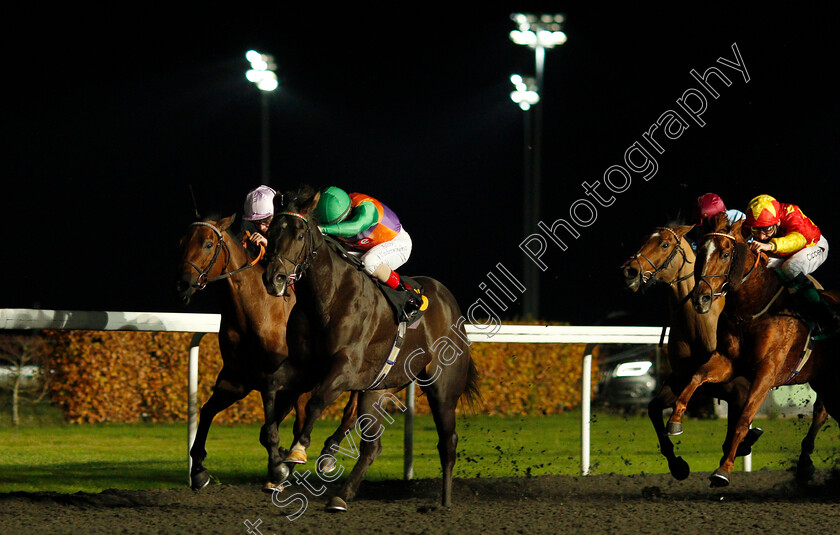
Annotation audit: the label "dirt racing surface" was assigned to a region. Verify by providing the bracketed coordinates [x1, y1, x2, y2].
[2, 468, 839, 534]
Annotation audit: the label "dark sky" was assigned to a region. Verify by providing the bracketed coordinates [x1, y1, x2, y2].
[5, 5, 840, 326]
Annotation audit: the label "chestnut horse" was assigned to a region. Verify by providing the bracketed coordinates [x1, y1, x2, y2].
[621, 225, 764, 479]
[175, 215, 358, 490]
[262, 186, 480, 512]
[673, 213, 836, 486]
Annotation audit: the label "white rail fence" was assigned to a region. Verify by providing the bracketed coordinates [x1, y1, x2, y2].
[2, 308, 675, 478]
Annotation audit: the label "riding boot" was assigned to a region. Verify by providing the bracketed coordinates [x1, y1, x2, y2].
[789, 274, 840, 334]
[397, 279, 423, 320]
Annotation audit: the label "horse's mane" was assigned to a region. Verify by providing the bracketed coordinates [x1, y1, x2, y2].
[281, 184, 320, 216]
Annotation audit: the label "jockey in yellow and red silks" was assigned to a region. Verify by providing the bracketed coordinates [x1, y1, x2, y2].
[314, 186, 424, 319]
[744, 194, 837, 331]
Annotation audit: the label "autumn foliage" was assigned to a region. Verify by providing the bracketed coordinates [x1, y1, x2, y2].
[40, 326, 597, 424]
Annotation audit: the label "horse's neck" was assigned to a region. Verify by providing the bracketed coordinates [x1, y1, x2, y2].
[296, 239, 346, 315]
[669, 264, 718, 352]
[217, 234, 267, 321]
[729, 252, 781, 318]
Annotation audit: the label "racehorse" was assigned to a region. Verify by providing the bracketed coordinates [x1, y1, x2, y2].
[175, 214, 358, 490]
[673, 212, 836, 486]
[622, 225, 762, 479]
[262, 185, 481, 512]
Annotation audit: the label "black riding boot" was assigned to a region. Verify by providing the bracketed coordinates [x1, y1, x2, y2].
[397, 281, 422, 321]
[789, 274, 840, 334]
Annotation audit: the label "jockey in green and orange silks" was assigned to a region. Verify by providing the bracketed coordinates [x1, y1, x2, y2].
[314, 186, 423, 317]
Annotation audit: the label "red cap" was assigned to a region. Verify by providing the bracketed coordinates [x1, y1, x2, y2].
[696, 193, 727, 223]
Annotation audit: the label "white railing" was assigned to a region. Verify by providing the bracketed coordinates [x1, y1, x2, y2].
[2, 308, 675, 478]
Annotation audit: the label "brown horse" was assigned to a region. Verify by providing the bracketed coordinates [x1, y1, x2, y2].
[262, 185, 480, 512]
[175, 215, 358, 489]
[621, 225, 764, 479]
[672, 212, 835, 486]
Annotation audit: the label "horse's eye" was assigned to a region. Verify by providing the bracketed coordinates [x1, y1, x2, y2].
[660, 242, 669, 249]
[203, 241, 213, 249]
[722, 252, 730, 259]
[297, 233, 305, 241]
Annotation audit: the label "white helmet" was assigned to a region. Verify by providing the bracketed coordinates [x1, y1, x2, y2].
[242, 185, 276, 221]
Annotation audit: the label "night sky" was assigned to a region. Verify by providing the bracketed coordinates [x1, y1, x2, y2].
[5, 5, 840, 326]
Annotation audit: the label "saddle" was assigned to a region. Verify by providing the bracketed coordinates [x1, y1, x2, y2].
[322, 235, 428, 326]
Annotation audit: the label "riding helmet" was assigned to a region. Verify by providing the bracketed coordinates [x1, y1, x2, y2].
[745, 194, 781, 227]
[315, 186, 352, 224]
[243, 185, 276, 221]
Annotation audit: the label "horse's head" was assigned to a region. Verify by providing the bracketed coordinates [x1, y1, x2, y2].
[621, 225, 694, 293]
[263, 186, 322, 297]
[175, 214, 236, 305]
[692, 213, 750, 314]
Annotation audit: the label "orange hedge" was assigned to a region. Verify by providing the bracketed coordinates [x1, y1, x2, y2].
[42, 326, 598, 423]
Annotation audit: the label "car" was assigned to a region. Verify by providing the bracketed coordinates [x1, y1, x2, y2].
[596, 344, 660, 411]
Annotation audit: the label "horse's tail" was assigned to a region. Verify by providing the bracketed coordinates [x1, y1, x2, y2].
[460, 356, 483, 414]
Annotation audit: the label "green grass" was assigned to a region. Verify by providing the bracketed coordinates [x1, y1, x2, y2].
[1, 410, 838, 493]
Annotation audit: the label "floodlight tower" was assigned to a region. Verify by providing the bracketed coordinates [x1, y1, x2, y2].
[245, 50, 279, 185]
[509, 13, 566, 320]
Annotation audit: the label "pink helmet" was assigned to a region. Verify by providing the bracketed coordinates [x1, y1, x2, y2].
[242, 185, 276, 221]
[696, 193, 727, 224]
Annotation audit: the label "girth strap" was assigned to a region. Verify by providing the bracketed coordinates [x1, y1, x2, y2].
[366, 321, 407, 390]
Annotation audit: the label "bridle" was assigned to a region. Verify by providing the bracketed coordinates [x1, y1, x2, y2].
[183, 221, 263, 290]
[630, 227, 693, 290]
[268, 211, 320, 285]
[695, 231, 762, 302]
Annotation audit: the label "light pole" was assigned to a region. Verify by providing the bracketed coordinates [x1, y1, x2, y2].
[509, 13, 567, 320]
[245, 50, 279, 185]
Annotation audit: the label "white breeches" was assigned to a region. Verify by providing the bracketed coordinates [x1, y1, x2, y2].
[350, 228, 413, 275]
[766, 235, 829, 279]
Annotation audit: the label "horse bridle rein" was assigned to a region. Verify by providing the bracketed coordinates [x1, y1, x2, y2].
[183, 221, 264, 290]
[630, 227, 693, 290]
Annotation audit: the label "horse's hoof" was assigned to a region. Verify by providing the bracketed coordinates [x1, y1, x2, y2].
[796, 459, 816, 482]
[736, 427, 764, 457]
[268, 461, 291, 484]
[284, 449, 308, 464]
[665, 422, 683, 436]
[668, 456, 690, 481]
[263, 480, 288, 493]
[318, 457, 337, 474]
[325, 496, 348, 513]
[709, 469, 730, 488]
[190, 469, 211, 490]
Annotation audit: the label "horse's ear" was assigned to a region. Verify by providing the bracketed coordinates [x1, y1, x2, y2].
[730, 218, 744, 239]
[305, 191, 321, 215]
[674, 225, 694, 238]
[728, 241, 749, 290]
[219, 213, 236, 231]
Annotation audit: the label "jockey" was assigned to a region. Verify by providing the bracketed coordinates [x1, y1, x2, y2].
[313, 186, 423, 319]
[687, 193, 746, 250]
[242, 185, 276, 249]
[744, 194, 837, 332]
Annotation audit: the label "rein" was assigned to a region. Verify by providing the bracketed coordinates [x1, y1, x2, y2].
[183, 221, 264, 290]
[631, 227, 693, 290]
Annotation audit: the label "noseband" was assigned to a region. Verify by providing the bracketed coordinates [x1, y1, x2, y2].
[630, 227, 693, 290]
[183, 221, 263, 290]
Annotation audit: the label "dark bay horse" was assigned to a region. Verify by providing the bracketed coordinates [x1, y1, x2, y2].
[262, 186, 480, 512]
[621, 225, 764, 479]
[674, 213, 835, 486]
[175, 214, 358, 490]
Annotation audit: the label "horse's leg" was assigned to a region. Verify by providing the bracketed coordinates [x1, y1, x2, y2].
[648, 380, 690, 480]
[326, 391, 384, 512]
[710, 365, 779, 487]
[260, 387, 300, 488]
[190, 378, 248, 490]
[666, 352, 735, 435]
[318, 391, 360, 474]
[285, 368, 350, 464]
[796, 394, 828, 481]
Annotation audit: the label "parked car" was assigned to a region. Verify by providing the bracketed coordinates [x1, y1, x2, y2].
[596, 344, 660, 411]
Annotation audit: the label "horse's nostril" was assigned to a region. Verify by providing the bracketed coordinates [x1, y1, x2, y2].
[623, 267, 639, 279]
